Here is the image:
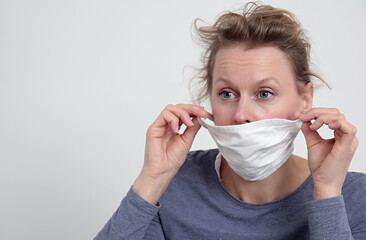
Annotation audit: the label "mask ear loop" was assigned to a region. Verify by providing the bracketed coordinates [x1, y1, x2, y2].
[198, 117, 209, 129]
[207, 112, 214, 121]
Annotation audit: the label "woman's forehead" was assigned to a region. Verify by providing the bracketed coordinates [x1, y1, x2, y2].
[212, 46, 295, 85]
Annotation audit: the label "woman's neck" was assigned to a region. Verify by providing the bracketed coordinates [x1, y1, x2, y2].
[220, 154, 310, 204]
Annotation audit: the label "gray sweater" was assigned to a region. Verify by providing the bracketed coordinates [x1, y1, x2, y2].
[94, 149, 366, 239]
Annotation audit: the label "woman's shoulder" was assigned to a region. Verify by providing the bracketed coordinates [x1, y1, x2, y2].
[161, 149, 221, 204]
[344, 171, 366, 188]
[173, 148, 219, 182]
[342, 172, 366, 224]
[343, 171, 366, 201]
[185, 148, 219, 166]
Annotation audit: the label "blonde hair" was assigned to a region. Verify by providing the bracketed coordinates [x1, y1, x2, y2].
[191, 2, 326, 104]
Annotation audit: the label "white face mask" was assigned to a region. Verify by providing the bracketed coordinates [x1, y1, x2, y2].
[198, 118, 302, 181]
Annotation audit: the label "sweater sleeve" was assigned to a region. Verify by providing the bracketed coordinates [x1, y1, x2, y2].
[306, 196, 354, 240]
[94, 187, 165, 240]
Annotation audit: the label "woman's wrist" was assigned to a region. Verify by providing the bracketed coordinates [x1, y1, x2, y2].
[313, 184, 341, 200]
[133, 169, 175, 205]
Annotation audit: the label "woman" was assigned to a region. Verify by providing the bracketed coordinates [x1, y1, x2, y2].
[95, 3, 365, 239]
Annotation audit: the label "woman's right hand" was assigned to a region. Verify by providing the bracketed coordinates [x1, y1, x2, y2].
[133, 104, 210, 204]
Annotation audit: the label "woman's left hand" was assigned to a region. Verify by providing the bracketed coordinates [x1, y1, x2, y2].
[299, 108, 359, 200]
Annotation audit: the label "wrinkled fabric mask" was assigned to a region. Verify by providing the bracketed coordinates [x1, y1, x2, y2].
[198, 118, 302, 181]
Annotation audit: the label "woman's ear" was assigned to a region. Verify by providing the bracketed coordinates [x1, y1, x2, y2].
[300, 82, 313, 113]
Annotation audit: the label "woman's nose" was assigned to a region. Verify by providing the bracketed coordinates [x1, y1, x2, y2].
[233, 99, 256, 124]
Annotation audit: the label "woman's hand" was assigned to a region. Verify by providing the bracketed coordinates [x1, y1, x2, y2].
[133, 104, 210, 204]
[299, 108, 359, 200]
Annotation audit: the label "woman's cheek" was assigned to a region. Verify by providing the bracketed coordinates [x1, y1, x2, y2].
[211, 104, 235, 126]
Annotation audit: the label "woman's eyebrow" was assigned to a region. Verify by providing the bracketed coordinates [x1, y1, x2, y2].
[214, 77, 280, 86]
[215, 77, 232, 85]
[255, 78, 280, 86]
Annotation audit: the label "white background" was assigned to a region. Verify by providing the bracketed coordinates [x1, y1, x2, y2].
[1, 0, 365, 239]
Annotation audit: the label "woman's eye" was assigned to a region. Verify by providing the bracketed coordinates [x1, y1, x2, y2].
[219, 91, 235, 99]
[258, 91, 273, 99]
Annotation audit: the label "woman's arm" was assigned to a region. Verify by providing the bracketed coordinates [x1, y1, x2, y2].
[306, 195, 353, 239]
[94, 187, 163, 240]
[94, 104, 210, 240]
[299, 108, 360, 239]
[306, 173, 366, 240]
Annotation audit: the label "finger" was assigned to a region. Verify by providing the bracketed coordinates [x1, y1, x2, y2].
[310, 114, 356, 138]
[309, 113, 342, 131]
[153, 105, 191, 130]
[147, 111, 180, 139]
[160, 111, 180, 134]
[170, 104, 212, 130]
[165, 104, 210, 128]
[152, 104, 211, 134]
[180, 117, 201, 148]
[176, 104, 211, 119]
[329, 120, 357, 145]
[328, 119, 356, 133]
[300, 108, 344, 120]
[169, 107, 195, 128]
[301, 121, 324, 149]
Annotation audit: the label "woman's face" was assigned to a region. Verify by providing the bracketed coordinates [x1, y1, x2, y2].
[210, 46, 312, 126]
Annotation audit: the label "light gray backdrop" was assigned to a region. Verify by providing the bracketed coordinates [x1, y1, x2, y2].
[1, 0, 365, 239]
